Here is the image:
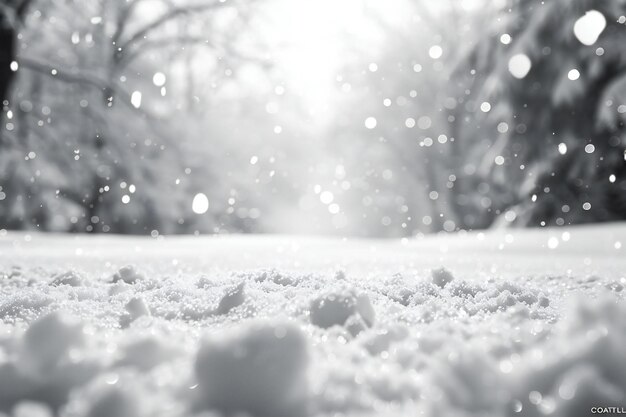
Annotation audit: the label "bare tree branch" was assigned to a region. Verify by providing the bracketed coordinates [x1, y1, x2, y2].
[111, 0, 151, 50]
[20, 57, 110, 89]
[0, 0, 35, 26]
[117, 35, 216, 67]
[18, 56, 157, 120]
[116, 0, 229, 60]
[15, 0, 34, 20]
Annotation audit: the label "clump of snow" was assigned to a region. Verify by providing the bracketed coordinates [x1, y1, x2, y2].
[119, 297, 150, 327]
[112, 266, 145, 284]
[194, 320, 309, 417]
[214, 282, 245, 315]
[431, 267, 454, 288]
[504, 297, 626, 417]
[0, 312, 99, 412]
[334, 270, 346, 280]
[310, 288, 375, 330]
[108, 281, 131, 296]
[125, 297, 150, 319]
[253, 269, 302, 286]
[21, 312, 85, 374]
[50, 270, 84, 287]
[605, 281, 623, 293]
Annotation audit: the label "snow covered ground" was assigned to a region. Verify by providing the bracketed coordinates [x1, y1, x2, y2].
[0, 224, 625, 417]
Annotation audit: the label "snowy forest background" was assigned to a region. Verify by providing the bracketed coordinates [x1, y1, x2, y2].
[0, 0, 625, 237]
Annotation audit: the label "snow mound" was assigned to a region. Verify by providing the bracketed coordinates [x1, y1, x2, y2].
[111, 266, 145, 284]
[21, 312, 85, 374]
[253, 269, 302, 286]
[505, 297, 626, 417]
[119, 297, 150, 327]
[50, 271, 84, 287]
[431, 267, 455, 288]
[194, 320, 310, 417]
[214, 282, 245, 315]
[309, 289, 375, 331]
[0, 312, 99, 412]
[419, 295, 626, 417]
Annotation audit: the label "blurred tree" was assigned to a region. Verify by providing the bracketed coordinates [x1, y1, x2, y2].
[0, 0, 262, 234]
[0, 0, 32, 105]
[323, 0, 491, 236]
[452, 0, 626, 229]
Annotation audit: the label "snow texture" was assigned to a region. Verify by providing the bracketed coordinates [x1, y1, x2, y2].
[0, 224, 625, 416]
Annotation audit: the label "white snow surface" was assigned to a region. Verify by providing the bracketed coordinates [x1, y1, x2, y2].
[0, 224, 625, 417]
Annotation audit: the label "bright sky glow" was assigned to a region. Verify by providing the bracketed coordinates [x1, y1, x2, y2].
[254, 0, 412, 121]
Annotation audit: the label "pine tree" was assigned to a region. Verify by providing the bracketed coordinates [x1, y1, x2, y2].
[452, 0, 626, 228]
